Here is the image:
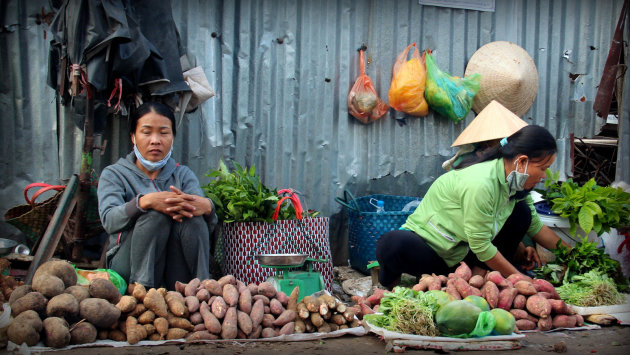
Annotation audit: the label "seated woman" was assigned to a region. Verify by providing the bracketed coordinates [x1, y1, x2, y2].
[97, 101, 217, 289]
[376, 125, 569, 289]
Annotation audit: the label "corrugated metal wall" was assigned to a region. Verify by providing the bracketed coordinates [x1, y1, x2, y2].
[1, 0, 627, 265]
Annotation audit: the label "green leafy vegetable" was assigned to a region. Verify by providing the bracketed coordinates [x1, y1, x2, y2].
[556, 270, 626, 307]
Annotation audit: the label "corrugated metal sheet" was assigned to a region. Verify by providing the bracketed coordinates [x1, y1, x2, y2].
[1, 0, 627, 264]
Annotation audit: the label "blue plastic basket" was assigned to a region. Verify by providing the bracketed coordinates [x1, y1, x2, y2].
[336, 190, 421, 274]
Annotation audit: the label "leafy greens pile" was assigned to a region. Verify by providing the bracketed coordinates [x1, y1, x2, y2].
[363, 287, 440, 336]
[556, 270, 626, 307]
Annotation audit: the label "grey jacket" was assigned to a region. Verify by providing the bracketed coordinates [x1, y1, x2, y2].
[97, 152, 217, 250]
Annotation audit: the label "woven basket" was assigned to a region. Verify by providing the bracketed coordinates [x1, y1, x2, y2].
[336, 190, 421, 274]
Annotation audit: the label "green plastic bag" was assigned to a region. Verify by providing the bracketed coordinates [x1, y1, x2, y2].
[424, 50, 480, 123]
[448, 311, 496, 338]
[75, 267, 127, 295]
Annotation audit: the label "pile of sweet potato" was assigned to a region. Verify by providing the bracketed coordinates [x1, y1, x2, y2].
[295, 294, 361, 333]
[410, 262, 585, 331]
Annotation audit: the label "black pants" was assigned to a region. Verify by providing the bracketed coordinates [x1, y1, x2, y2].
[376, 200, 532, 288]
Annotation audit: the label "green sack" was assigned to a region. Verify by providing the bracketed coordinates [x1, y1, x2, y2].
[424, 51, 480, 123]
[75, 267, 127, 295]
[448, 311, 496, 338]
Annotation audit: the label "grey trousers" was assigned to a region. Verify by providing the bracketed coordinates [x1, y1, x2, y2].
[108, 210, 211, 289]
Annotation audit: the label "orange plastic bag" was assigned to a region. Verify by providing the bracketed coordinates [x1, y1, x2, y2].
[388, 43, 429, 117]
[348, 50, 389, 123]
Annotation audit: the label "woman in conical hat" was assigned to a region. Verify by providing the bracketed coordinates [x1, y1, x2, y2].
[376, 124, 569, 289]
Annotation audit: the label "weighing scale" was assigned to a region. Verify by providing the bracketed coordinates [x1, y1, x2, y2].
[255, 253, 327, 301]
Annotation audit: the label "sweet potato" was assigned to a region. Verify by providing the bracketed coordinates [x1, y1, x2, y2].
[185, 295, 200, 313]
[143, 288, 168, 317]
[512, 294, 526, 309]
[238, 288, 252, 314]
[186, 330, 219, 341]
[221, 307, 238, 339]
[552, 314, 577, 328]
[223, 284, 239, 307]
[412, 281, 428, 292]
[279, 321, 295, 335]
[237, 310, 253, 335]
[445, 279, 461, 300]
[274, 309, 296, 327]
[190, 311, 203, 325]
[507, 273, 532, 285]
[138, 310, 156, 324]
[253, 294, 270, 305]
[514, 281, 537, 296]
[261, 313, 275, 328]
[248, 325, 263, 339]
[43, 317, 71, 348]
[575, 314, 584, 326]
[526, 295, 552, 318]
[211, 296, 228, 319]
[360, 303, 374, 317]
[193, 323, 206, 332]
[167, 314, 194, 331]
[166, 328, 189, 340]
[250, 299, 265, 328]
[509, 309, 529, 320]
[485, 271, 510, 288]
[480, 281, 499, 308]
[154, 317, 169, 338]
[88, 278, 121, 304]
[247, 283, 259, 296]
[204, 279, 223, 296]
[288, 286, 299, 312]
[548, 299, 570, 315]
[261, 327, 277, 338]
[217, 275, 236, 288]
[270, 298, 285, 316]
[195, 288, 210, 303]
[128, 303, 147, 318]
[184, 278, 200, 297]
[497, 288, 518, 311]
[469, 275, 485, 289]
[454, 262, 472, 281]
[257, 281, 276, 299]
[116, 295, 138, 313]
[132, 282, 147, 302]
[275, 291, 290, 306]
[537, 316, 553, 331]
[428, 274, 442, 291]
[236, 280, 247, 293]
[532, 279, 560, 299]
[537, 292, 553, 299]
[165, 291, 187, 316]
[175, 281, 187, 294]
[515, 319, 536, 331]
[453, 277, 475, 298]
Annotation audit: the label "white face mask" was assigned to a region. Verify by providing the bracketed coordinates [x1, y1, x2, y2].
[506, 157, 529, 194]
[133, 135, 172, 172]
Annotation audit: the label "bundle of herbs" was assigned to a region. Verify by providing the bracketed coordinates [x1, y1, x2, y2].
[363, 287, 440, 336]
[556, 269, 626, 307]
[534, 236, 629, 293]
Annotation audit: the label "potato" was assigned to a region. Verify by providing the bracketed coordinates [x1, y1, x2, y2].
[65, 285, 91, 303]
[11, 291, 47, 317]
[33, 259, 77, 288]
[46, 293, 80, 319]
[70, 322, 97, 344]
[80, 298, 121, 328]
[7, 310, 42, 346]
[43, 317, 71, 348]
[116, 295, 138, 313]
[32, 274, 65, 298]
[89, 278, 121, 304]
[8, 285, 32, 305]
[108, 329, 127, 342]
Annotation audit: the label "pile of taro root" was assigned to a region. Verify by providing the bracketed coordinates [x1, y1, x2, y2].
[353, 262, 585, 332]
[5, 260, 361, 348]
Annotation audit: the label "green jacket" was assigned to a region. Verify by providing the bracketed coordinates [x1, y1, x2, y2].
[401, 158, 543, 267]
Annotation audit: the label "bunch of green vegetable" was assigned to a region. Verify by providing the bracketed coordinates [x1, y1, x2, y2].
[363, 287, 440, 336]
[203, 160, 299, 223]
[534, 236, 629, 292]
[556, 269, 626, 307]
[536, 169, 630, 238]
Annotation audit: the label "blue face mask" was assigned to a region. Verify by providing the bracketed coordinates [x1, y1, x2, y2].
[133, 144, 172, 172]
[506, 158, 529, 194]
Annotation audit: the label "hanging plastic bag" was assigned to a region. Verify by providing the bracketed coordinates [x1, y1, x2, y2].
[424, 50, 481, 123]
[348, 50, 389, 123]
[388, 43, 429, 117]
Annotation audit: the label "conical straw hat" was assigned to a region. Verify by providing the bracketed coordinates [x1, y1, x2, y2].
[451, 100, 528, 147]
[465, 41, 539, 117]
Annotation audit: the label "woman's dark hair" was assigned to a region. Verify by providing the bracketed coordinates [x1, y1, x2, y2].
[129, 101, 177, 136]
[456, 125, 557, 169]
